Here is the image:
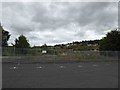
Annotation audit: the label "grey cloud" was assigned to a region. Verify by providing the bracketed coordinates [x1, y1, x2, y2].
[73, 2, 117, 27]
[29, 36, 42, 41]
[31, 2, 117, 31]
[1, 2, 118, 46]
[31, 3, 70, 30]
[11, 25, 33, 34]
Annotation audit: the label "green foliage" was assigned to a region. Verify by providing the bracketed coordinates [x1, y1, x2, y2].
[14, 35, 30, 48]
[99, 29, 120, 51]
[2, 47, 15, 56]
[13, 35, 30, 54]
[1, 25, 10, 47]
[41, 44, 47, 49]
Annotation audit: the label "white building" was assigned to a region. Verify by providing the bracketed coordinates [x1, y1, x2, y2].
[42, 50, 47, 54]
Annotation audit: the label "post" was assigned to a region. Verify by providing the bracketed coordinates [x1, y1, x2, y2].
[14, 46, 15, 56]
[0, 22, 2, 89]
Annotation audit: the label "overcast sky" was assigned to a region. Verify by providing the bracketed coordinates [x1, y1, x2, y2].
[1, 1, 118, 46]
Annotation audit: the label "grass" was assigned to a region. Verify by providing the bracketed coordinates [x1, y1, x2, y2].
[2, 50, 119, 64]
[2, 52, 118, 64]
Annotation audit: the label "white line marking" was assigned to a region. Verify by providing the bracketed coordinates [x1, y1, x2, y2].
[78, 65, 83, 68]
[36, 66, 42, 69]
[10, 67, 18, 69]
[59, 66, 65, 68]
[93, 64, 98, 67]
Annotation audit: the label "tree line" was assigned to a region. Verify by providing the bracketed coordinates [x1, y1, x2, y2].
[1, 25, 30, 48]
[1, 24, 120, 51]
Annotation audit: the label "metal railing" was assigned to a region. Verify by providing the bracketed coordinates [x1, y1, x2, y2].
[1, 47, 119, 63]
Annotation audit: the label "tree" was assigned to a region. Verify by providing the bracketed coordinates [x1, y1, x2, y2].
[0, 25, 10, 47]
[14, 35, 30, 48]
[99, 29, 120, 51]
[14, 35, 30, 54]
[41, 44, 48, 50]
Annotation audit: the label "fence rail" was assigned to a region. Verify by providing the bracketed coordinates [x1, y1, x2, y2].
[1, 47, 119, 63]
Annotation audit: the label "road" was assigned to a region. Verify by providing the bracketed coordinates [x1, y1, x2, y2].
[2, 61, 118, 88]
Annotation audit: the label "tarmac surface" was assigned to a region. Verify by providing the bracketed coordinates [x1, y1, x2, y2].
[2, 61, 118, 88]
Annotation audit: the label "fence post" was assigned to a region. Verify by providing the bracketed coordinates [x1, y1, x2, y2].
[0, 24, 2, 89]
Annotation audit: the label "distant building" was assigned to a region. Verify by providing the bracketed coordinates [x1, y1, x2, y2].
[42, 50, 47, 54]
[66, 44, 70, 47]
[87, 44, 92, 46]
[61, 53, 67, 56]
